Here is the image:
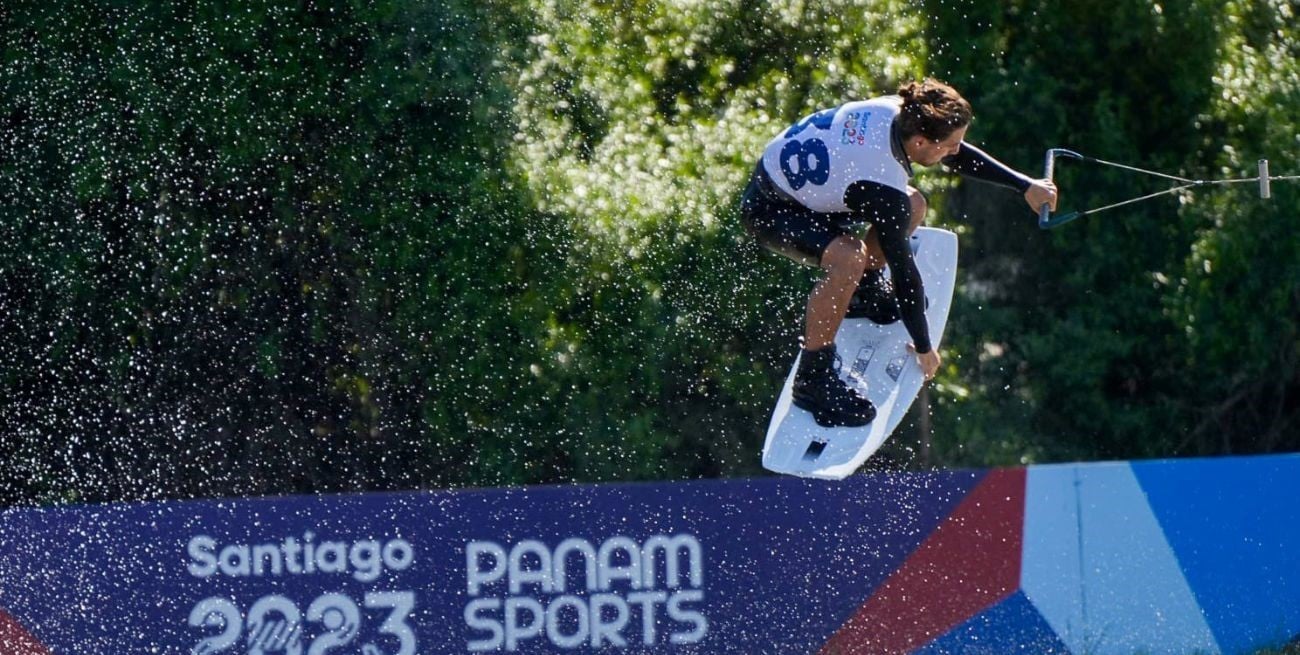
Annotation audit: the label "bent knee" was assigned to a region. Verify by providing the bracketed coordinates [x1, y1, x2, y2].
[907, 187, 928, 227]
[820, 236, 869, 278]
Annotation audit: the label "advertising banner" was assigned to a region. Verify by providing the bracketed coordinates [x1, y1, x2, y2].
[0, 455, 1297, 654]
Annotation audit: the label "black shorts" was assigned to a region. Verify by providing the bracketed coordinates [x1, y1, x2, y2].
[739, 163, 863, 267]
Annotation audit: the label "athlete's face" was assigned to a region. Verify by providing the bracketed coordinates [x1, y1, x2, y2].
[909, 125, 968, 166]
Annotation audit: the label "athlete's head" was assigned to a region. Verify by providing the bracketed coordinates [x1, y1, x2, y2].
[897, 79, 972, 166]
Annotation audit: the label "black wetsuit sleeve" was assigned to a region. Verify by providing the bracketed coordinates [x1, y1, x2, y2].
[844, 181, 932, 353]
[942, 141, 1034, 192]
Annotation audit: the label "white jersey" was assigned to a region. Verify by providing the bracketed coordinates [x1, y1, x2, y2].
[760, 96, 910, 213]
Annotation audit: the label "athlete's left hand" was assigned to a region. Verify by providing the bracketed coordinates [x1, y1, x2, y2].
[1025, 178, 1058, 212]
[908, 344, 941, 382]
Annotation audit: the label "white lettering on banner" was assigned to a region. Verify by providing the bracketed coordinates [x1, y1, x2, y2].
[464, 534, 709, 651]
[187, 592, 416, 655]
[187, 532, 414, 583]
[185, 532, 418, 655]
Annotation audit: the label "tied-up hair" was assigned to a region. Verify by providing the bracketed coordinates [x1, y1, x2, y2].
[896, 78, 972, 142]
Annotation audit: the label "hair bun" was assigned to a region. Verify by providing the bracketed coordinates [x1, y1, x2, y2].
[894, 78, 972, 141]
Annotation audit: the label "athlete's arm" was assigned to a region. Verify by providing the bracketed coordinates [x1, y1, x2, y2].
[845, 181, 932, 354]
[944, 142, 1060, 211]
[941, 142, 1033, 191]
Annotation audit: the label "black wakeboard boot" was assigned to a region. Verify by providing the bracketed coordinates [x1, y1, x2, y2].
[845, 268, 901, 324]
[792, 344, 876, 427]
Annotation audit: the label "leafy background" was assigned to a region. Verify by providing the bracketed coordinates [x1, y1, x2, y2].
[2, 0, 1297, 504]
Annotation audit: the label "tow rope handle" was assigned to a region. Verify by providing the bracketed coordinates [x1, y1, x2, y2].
[1036, 149, 1278, 230]
[1038, 148, 1084, 229]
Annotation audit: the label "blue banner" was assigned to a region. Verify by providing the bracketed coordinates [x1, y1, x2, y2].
[0, 455, 1297, 654]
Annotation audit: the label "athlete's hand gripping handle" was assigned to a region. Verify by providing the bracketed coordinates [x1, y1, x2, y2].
[1037, 148, 1083, 229]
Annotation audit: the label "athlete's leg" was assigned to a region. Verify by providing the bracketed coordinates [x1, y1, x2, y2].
[797, 233, 875, 426]
[741, 163, 874, 425]
[805, 234, 869, 350]
[862, 186, 928, 270]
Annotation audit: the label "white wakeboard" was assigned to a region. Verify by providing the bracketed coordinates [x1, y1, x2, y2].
[761, 227, 959, 479]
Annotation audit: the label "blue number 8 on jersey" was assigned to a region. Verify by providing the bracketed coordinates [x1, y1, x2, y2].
[779, 139, 831, 190]
[759, 97, 910, 213]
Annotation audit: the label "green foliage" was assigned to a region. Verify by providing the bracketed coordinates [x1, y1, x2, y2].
[512, 0, 925, 244]
[503, 0, 930, 481]
[2, 0, 1299, 503]
[1170, 0, 1300, 453]
[1, 0, 543, 501]
[919, 0, 1292, 463]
